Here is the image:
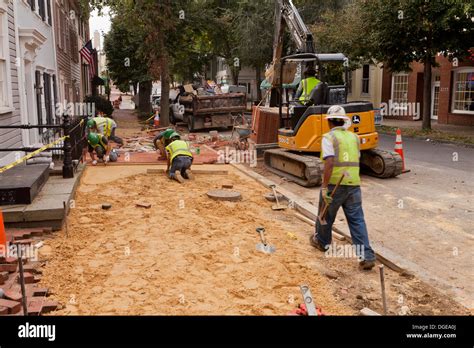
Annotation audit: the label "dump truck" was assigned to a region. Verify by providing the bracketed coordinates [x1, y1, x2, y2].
[170, 93, 247, 132]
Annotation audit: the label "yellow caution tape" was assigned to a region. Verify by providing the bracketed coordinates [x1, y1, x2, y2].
[0, 136, 69, 174]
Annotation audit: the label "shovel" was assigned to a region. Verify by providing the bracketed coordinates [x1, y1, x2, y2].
[255, 227, 276, 254]
[270, 184, 286, 211]
[318, 172, 346, 225]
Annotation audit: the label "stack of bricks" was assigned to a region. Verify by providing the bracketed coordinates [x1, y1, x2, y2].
[0, 227, 58, 316]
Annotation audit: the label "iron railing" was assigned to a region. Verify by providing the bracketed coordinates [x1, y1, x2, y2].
[0, 114, 88, 178]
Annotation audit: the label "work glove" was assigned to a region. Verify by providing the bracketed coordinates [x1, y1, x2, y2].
[104, 155, 110, 163]
[321, 187, 333, 205]
[92, 160, 98, 166]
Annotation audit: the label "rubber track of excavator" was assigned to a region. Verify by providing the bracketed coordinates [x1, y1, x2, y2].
[263, 148, 322, 187]
[360, 148, 404, 178]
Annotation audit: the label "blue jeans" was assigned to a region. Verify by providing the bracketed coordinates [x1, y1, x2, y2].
[314, 185, 375, 261]
[169, 155, 193, 178]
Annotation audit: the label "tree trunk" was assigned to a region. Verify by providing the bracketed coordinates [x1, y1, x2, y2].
[256, 65, 262, 101]
[422, 56, 432, 130]
[138, 80, 152, 115]
[160, 56, 171, 127]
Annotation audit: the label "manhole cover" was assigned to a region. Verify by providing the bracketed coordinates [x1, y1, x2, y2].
[207, 189, 242, 202]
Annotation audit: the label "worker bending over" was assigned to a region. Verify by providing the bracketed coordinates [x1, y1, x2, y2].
[87, 132, 117, 165]
[309, 105, 376, 270]
[87, 115, 123, 146]
[295, 66, 320, 104]
[155, 128, 176, 160]
[165, 132, 194, 183]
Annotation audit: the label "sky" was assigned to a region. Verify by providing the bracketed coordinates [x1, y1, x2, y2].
[89, 8, 112, 49]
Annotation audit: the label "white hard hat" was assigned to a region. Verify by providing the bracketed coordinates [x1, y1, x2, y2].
[325, 105, 348, 120]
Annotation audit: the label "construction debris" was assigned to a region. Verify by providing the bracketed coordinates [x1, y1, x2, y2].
[206, 189, 242, 202]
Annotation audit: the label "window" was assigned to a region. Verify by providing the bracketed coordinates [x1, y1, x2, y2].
[361, 64, 370, 95]
[391, 73, 409, 106]
[0, 11, 8, 108]
[35, 71, 43, 133]
[70, 28, 78, 63]
[56, 7, 61, 49]
[43, 73, 53, 125]
[452, 69, 474, 113]
[38, 0, 46, 21]
[46, 0, 52, 25]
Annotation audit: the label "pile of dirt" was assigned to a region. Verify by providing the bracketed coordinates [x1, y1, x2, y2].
[39, 165, 470, 315]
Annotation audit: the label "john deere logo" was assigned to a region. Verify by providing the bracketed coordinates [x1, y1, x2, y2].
[352, 115, 361, 124]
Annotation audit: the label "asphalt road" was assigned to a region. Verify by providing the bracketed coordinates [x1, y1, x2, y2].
[256, 134, 474, 310]
[377, 133, 474, 172]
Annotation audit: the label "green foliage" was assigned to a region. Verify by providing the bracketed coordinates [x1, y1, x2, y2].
[85, 95, 114, 117]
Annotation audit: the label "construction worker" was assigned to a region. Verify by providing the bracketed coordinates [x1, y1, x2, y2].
[87, 116, 123, 146]
[165, 132, 194, 183]
[87, 132, 117, 165]
[295, 66, 320, 104]
[154, 128, 176, 160]
[309, 105, 376, 270]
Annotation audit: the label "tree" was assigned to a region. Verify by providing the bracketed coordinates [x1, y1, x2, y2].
[358, 0, 473, 130]
[231, 0, 274, 100]
[103, 12, 152, 114]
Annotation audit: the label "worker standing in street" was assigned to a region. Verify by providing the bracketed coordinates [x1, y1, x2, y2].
[87, 116, 124, 146]
[309, 105, 376, 270]
[295, 66, 320, 104]
[165, 132, 194, 183]
[87, 132, 117, 165]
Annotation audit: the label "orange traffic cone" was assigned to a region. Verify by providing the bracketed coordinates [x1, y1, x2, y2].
[0, 209, 6, 258]
[394, 128, 409, 173]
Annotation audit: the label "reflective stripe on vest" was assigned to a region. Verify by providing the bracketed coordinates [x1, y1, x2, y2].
[323, 129, 360, 186]
[299, 77, 321, 102]
[166, 140, 193, 162]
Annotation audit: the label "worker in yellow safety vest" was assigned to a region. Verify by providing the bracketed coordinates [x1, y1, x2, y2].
[309, 105, 376, 270]
[87, 132, 117, 165]
[165, 132, 194, 183]
[87, 115, 123, 146]
[296, 67, 320, 104]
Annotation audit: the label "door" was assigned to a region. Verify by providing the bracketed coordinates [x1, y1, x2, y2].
[431, 81, 440, 120]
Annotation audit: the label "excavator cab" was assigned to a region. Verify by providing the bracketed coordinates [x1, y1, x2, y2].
[263, 52, 403, 187]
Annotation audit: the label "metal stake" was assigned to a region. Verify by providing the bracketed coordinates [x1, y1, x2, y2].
[379, 265, 388, 315]
[17, 244, 28, 316]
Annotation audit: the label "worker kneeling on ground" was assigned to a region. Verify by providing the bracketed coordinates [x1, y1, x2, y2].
[87, 115, 124, 146]
[309, 105, 376, 270]
[155, 128, 176, 160]
[295, 66, 320, 104]
[87, 132, 117, 165]
[165, 132, 194, 183]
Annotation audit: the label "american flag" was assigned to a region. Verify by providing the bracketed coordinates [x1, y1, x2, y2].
[80, 40, 96, 79]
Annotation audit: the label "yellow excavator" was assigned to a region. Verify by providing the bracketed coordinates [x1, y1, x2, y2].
[263, 0, 403, 187]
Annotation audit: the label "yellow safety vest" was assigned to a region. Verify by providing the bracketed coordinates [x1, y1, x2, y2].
[322, 128, 360, 186]
[299, 77, 321, 103]
[94, 117, 114, 137]
[166, 140, 193, 162]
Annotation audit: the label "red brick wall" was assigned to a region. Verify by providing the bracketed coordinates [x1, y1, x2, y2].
[381, 55, 474, 125]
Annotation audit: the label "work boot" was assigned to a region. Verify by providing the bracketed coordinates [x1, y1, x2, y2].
[359, 260, 375, 271]
[184, 169, 194, 180]
[309, 235, 327, 252]
[173, 171, 185, 183]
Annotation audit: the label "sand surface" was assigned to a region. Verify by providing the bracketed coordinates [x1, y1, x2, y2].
[39, 165, 353, 315]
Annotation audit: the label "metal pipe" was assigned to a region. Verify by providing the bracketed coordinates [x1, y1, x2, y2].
[379, 265, 388, 315]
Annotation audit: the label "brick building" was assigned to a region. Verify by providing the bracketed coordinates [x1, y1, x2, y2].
[381, 54, 474, 126]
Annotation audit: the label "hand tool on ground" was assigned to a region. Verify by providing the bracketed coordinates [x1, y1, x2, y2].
[379, 265, 388, 315]
[318, 173, 346, 225]
[300, 285, 318, 316]
[255, 227, 276, 254]
[269, 184, 286, 211]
